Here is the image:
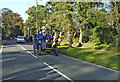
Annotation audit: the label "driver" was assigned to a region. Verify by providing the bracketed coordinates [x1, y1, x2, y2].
[44, 32, 53, 48]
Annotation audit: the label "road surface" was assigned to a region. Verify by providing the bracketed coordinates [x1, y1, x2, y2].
[1, 40, 119, 82]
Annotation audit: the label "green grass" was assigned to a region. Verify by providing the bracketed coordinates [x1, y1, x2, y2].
[95, 43, 119, 52]
[58, 46, 120, 71]
[61, 39, 119, 53]
[83, 43, 96, 49]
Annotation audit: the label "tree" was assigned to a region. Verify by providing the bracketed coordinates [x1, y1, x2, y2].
[109, 2, 120, 47]
[1, 8, 24, 39]
[46, 2, 76, 37]
[25, 5, 49, 32]
[74, 2, 93, 47]
[10, 25, 23, 37]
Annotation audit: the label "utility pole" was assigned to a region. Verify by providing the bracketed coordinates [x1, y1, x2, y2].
[27, 23, 30, 38]
[35, 0, 38, 32]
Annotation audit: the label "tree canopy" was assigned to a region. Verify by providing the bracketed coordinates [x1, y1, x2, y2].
[1, 8, 23, 39]
[24, 2, 119, 46]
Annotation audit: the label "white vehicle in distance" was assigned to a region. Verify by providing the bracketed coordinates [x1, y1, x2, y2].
[16, 36, 25, 43]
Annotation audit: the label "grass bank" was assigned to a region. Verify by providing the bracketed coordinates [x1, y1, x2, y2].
[58, 45, 120, 71]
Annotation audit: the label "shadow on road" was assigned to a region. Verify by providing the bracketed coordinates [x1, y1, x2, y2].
[2, 62, 64, 80]
[2, 40, 66, 80]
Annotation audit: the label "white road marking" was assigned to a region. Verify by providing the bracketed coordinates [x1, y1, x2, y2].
[21, 46, 26, 50]
[59, 54, 119, 73]
[17, 43, 74, 81]
[44, 62, 74, 82]
[27, 51, 38, 58]
[17, 44, 37, 58]
[2, 58, 16, 62]
[0, 45, 3, 55]
[17, 44, 26, 50]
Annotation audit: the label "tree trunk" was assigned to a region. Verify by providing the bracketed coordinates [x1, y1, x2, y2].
[77, 28, 83, 47]
[73, 32, 76, 38]
[23, 26, 26, 37]
[59, 31, 62, 46]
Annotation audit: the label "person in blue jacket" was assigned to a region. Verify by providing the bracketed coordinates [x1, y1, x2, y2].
[44, 32, 53, 40]
[33, 32, 38, 53]
[36, 32, 44, 54]
[36, 31, 44, 40]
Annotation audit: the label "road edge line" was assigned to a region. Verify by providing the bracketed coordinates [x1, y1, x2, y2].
[59, 53, 119, 73]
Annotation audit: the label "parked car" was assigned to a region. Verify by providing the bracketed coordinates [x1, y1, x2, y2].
[16, 36, 25, 43]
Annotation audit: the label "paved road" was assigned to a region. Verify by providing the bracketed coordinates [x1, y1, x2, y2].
[1, 40, 119, 82]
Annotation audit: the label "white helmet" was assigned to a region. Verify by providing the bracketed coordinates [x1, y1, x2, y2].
[39, 31, 42, 34]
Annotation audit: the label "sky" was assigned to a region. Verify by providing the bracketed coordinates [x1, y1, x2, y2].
[0, 0, 48, 23]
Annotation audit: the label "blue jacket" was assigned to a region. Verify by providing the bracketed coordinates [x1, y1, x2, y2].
[36, 34, 44, 40]
[44, 34, 52, 39]
[34, 34, 37, 43]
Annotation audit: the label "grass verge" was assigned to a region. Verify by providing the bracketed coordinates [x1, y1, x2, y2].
[58, 45, 120, 71]
[60, 39, 120, 53]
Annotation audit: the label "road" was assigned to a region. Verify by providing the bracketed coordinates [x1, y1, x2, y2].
[1, 40, 119, 82]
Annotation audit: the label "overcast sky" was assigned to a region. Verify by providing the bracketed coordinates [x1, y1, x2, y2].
[0, 0, 48, 23]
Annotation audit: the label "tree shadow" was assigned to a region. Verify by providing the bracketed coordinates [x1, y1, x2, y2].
[72, 66, 118, 80]
[95, 45, 106, 50]
[2, 63, 66, 80]
[18, 42, 33, 45]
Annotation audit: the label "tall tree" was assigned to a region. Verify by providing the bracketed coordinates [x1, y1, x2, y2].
[74, 2, 93, 47]
[45, 2, 76, 37]
[25, 5, 49, 33]
[1, 8, 23, 39]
